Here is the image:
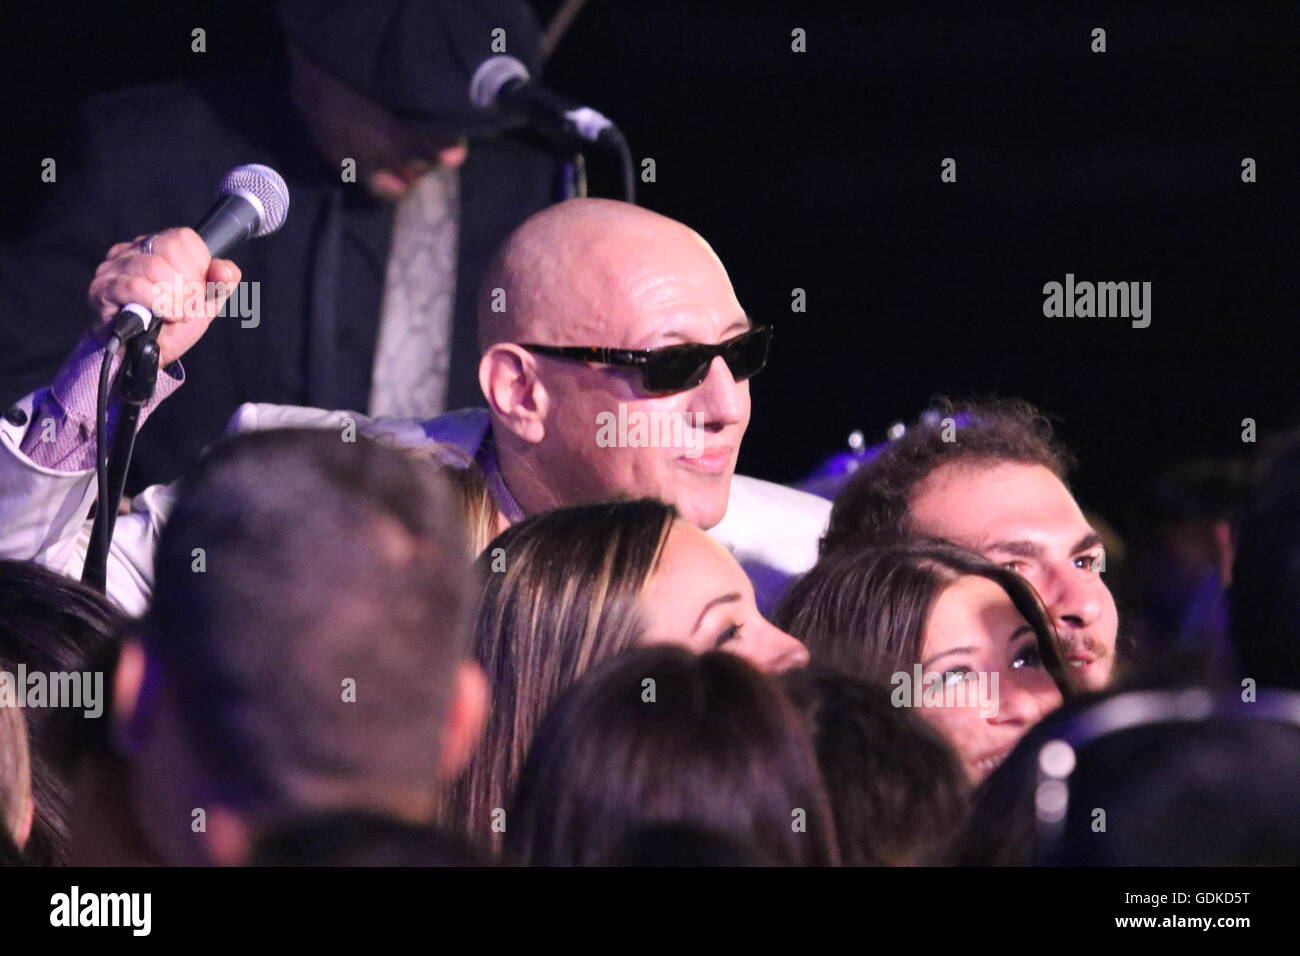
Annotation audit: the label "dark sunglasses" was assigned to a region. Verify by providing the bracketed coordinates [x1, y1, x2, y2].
[519, 325, 771, 396]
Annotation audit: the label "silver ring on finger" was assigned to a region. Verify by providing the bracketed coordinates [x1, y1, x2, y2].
[141, 235, 155, 256]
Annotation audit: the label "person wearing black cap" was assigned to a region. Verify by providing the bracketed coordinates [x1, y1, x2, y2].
[0, 0, 564, 489]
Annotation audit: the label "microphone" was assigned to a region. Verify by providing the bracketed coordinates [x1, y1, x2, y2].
[470, 55, 620, 146]
[107, 164, 290, 353]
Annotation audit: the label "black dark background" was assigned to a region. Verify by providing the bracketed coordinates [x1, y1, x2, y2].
[1, 1, 1296, 534]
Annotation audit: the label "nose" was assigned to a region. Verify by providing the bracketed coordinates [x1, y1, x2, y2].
[988, 676, 1057, 727]
[738, 620, 809, 673]
[689, 355, 746, 430]
[1041, 563, 1102, 635]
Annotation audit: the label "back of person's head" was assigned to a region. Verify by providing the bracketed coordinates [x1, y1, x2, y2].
[1053, 711, 1300, 866]
[440, 458, 500, 556]
[445, 498, 673, 848]
[0, 560, 125, 865]
[248, 810, 483, 867]
[604, 822, 768, 867]
[949, 688, 1300, 866]
[506, 646, 839, 866]
[402, 441, 501, 556]
[821, 399, 1073, 556]
[776, 539, 1064, 688]
[945, 691, 1098, 867]
[1230, 437, 1300, 689]
[140, 429, 475, 838]
[781, 666, 968, 865]
[0, 691, 32, 854]
[0, 560, 123, 676]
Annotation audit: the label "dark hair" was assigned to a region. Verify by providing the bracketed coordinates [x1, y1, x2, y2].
[604, 822, 767, 867]
[145, 428, 473, 823]
[944, 692, 1100, 866]
[249, 811, 483, 867]
[0, 687, 30, 854]
[1230, 437, 1300, 689]
[0, 560, 126, 865]
[506, 647, 839, 866]
[775, 540, 1070, 696]
[1056, 716, 1300, 865]
[0, 560, 123, 675]
[445, 499, 674, 851]
[0, 824, 23, 867]
[822, 399, 1074, 556]
[948, 688, 1300, 866]
[781, 665, 968, 865]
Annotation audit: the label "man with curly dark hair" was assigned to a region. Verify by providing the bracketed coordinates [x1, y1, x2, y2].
[822, 400, 1119, 691]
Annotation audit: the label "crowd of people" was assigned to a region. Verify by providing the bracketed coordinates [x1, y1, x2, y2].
[0, 192, 1296, 867]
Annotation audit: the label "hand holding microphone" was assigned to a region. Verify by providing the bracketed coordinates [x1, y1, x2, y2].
[88, 228, 240, 367]
[86, 164, 289, 366]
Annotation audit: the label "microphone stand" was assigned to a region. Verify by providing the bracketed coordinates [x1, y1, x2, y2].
[81, 326, 161, 592]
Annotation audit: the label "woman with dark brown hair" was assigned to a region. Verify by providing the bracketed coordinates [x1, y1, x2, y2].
[782, 665, 968, 865]
[506, 646, 839, 866]
[0, 560, 125, 865]
[443, 498, 807, 854]
[776, 540, 1073, 782]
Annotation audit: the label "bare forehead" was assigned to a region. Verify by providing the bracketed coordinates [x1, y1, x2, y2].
[911, 460, 1086, 532]
[931, 574, 1020, 625]
[511, 204, 737, 343]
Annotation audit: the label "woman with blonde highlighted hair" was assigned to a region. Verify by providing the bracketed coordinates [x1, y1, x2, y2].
[444, 498, 807, 854]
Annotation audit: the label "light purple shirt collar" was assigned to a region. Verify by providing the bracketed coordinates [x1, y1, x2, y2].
[476, 429, 526, 524]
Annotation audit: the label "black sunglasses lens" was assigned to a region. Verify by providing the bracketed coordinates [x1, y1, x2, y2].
[643, 349, 711, 394]
[723, 327, 771, 382]
[639, 328, 770, 394]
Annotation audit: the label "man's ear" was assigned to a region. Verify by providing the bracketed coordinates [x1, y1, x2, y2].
[111, 637, 158, 756]
[438, 661, 489, 782]
[479, 344, 547, 444]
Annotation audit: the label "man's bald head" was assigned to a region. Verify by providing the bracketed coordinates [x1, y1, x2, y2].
[477, 198, 753, 531]
[477, 198, 733, 350]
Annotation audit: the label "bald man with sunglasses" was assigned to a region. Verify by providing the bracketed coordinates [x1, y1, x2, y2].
[0, 200, 829, 615]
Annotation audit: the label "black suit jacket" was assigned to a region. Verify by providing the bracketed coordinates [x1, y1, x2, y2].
[0, 57, 559, 489]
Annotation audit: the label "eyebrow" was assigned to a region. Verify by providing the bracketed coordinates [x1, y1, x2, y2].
[693, 593, 742, 634]
[1070, 532, 1105, 554]
[921, 646, 976, 670]
[984, 539, 1043, 559]
[985, 531, 1104, 559]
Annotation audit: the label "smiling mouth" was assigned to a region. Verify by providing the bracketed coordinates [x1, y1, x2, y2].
[975, 749, 1012, 775]
[678, 447, 733, 473]
[1066, 652, 1103, 672]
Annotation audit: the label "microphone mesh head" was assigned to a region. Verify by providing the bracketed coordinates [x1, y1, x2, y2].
[469, 55, 530, 110]
[218, 164, 290, 237]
